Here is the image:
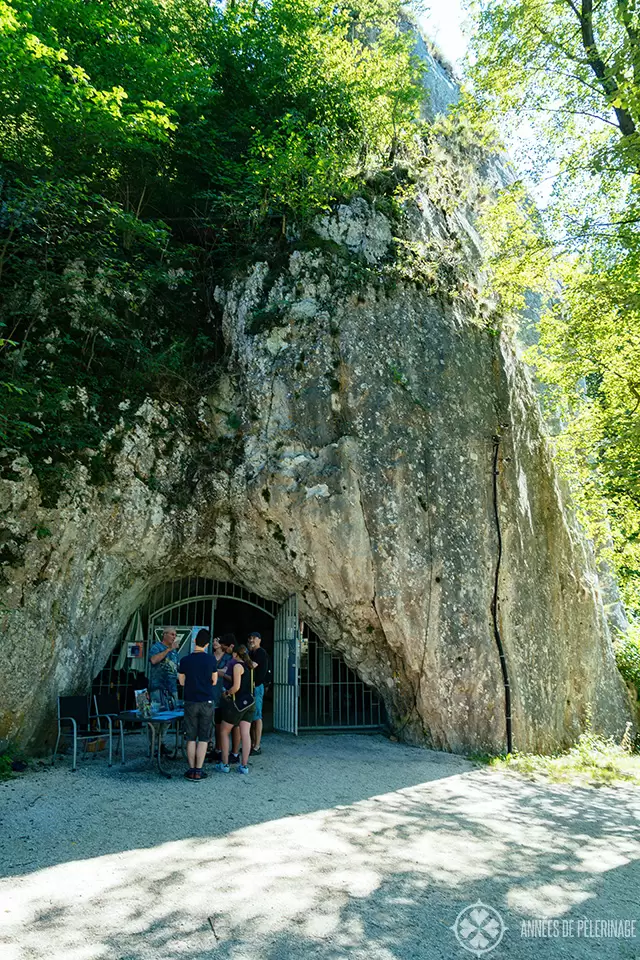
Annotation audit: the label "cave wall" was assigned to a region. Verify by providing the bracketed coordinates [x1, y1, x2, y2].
[0, 194, 631, 753]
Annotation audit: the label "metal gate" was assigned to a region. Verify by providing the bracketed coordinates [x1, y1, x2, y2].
[146, 577, 279, 638]
[299, 622, 386, 730]
[273, 594, 300, 734]
[92, 578, 279, 707]
[93, 579, 384, 731]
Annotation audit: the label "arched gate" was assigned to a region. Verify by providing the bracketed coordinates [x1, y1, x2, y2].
[93, 578, 385, 732]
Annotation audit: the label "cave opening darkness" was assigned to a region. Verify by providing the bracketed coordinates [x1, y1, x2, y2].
[92, 577, 387, 735]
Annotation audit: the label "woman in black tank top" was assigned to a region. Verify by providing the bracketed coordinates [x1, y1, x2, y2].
[217, 645, 255, 774]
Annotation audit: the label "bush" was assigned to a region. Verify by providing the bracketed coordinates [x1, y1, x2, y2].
[0, 752, 14, 780]
[0, 0, 424, 497]
[614, 625, 640, 699]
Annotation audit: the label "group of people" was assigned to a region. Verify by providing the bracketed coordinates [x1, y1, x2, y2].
[148, 626, 270, 782]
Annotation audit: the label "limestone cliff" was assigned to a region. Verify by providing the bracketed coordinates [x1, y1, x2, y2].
[0, 176, 631, 753]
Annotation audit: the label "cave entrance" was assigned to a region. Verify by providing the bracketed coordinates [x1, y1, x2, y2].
[93, 578, 385, 734]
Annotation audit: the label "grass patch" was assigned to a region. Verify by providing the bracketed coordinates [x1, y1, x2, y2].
[472, 725, 640, 787]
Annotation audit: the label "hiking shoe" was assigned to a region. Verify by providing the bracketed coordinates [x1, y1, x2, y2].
[229, 753, 240, 764]
[250, 746, 261, 756]
[214, 762, 230, 773]
[237, 764, 249, 775]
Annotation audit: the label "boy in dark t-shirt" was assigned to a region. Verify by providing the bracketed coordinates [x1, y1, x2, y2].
[178, 629, 217, 782]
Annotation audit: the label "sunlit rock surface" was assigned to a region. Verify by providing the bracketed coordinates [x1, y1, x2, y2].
[0, 36, 631, 753]
[0, 191, 630, 753]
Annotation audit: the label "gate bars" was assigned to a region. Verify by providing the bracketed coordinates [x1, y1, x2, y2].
[299, 621, 386, 730]
[273, 594, 300, 735]
[93, 578, 386, 730]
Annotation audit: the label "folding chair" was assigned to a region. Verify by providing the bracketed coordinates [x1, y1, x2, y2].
[52, 696, 107, 771]
[93, 693, 125, 765]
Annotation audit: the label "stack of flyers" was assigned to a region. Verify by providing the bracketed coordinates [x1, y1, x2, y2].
[135, 688, 152, 718]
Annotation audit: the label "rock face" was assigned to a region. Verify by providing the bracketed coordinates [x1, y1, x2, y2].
[0, 184, 632, 753]
[0, 29, 631, 751]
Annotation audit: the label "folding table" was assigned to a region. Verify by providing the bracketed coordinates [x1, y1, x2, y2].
[118, 708, 184, 778]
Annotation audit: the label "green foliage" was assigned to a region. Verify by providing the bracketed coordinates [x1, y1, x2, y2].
[0, 747, 26, 778]
[474, 725, 640, 786]
[468, 0, 640, 205]
[614, 625, 640, 697]
[389, 363, 409, 387]
[1, 176, 210, 497]
[474, 181, 554, 314]
[526, 260, 640, 609]
[0, 752, 14, 780]
[0, 0, 424, 496]
[467, 0, 640, 614]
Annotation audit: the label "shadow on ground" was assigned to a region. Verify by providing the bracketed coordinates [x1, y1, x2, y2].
[1, 734, 639, 960]
[0, 733, 470, 874]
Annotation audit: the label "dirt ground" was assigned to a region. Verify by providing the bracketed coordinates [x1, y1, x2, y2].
[0, 732, 639, 960]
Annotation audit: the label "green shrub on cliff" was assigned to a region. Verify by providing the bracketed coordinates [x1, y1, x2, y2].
[0, 0, 423, 495]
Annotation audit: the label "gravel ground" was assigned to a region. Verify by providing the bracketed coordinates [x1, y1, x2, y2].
[0, 732, 639, 960]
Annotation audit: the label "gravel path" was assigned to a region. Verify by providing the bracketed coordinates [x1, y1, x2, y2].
[0, 733, 639, 960]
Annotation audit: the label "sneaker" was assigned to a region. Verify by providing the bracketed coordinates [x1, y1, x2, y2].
[250, 746, 262, 756]
[214, 762, 230, 773]
[237, 764, 249, 775]
[229, 753, 240, 764]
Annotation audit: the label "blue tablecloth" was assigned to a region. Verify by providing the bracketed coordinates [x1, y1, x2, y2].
[119, 709, 184, 722]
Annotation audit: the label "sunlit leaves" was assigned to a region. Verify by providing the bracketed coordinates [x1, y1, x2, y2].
[0, 0, 424, 495]
[468, 0, 640, 611]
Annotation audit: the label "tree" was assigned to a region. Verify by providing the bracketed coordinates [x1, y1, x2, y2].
[0, 0, 424, 498]
[467, 0, 640, 611]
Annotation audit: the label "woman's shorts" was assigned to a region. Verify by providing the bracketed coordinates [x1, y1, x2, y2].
[218, 697, 255, 727]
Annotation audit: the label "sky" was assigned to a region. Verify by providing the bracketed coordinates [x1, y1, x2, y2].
[417, 1, 552, 205]
[418, 0, 470, 70]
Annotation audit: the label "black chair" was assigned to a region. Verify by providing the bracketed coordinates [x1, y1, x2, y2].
[93, 693, 125, 766]
[52, 696, 107, 771]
